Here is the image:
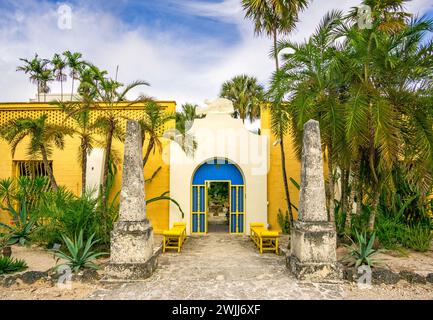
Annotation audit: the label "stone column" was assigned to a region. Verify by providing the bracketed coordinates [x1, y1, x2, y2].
[105, 120, 158, 281]
[288, 120, 341, 281]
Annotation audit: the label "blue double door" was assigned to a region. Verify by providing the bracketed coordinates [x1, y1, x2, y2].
[191, 183, 245, 234]
[191, 159, 245, 234]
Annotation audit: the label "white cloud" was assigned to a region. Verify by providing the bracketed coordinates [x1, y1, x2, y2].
[0, 0, 431, 110]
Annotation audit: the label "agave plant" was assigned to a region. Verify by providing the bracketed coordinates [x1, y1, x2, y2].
[0, 201, 36, 245]
[53, 229, 107, 273]
[344, 231, 381, 268]
[0, 256, 27, 275]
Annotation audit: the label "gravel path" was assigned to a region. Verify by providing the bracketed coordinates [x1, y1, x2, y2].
[90, 233, 345, 300]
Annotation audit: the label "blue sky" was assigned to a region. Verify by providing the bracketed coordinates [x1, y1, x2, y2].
[0, 0, 432, 108]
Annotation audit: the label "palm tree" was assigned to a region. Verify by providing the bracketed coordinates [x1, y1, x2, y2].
[219, 75, 265, 123]
[269, 1, 433, 232]
[243, 0, 310, 226]
[242, 0, 310, 70]
[338, 3, 433, 230]
[51, 54, 68, 101]
[16, 54, 51, 102]
[82, 65, 149, 216]
[38, 68, 55, 102]
[55, 95, 98, 196]
[63, 51, 83, 101]
[0, 114, 73, 191]
[139, 100, 176, 167]
[270, 10, 347, 223]
[175, 103, 203, 134]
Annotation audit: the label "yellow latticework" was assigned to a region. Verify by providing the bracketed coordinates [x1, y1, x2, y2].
[0, 101, 176, 136]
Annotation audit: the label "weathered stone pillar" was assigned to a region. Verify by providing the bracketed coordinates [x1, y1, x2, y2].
[105, 120, 158, 281]
[288, 119, 341, 281]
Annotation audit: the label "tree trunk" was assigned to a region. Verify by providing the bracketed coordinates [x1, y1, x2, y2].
[341, 169, 350, 215]
[346, 160, 360, 229]
[279, 134, 294, 226]
[368, 190, 380, 231]
[273, 29, 279, 72]
[81, 137, 88, 196]
[143, 138, 155, 168]
[37, 81, 41, 102]
[61, 79, 64, 101]
[71, 78, 74, 101]
[101, 121, 114, 216]
[328, 146, 335, 223]
[40, 145, 58, 191]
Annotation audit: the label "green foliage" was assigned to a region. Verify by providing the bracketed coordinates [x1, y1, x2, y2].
[349, 205, 371, 239]
[0, 201, 36, 246]
[375, 214, 406, 250]
[208, 183, 229, 206]
[374, 175, 433, 251]
[53, 229, 107, 274]
[277, 209, 291, 234]
[344, 231, 380, 268]
[219, 74, 265, 122]
[333, 200, 347, 237]
[32, 186, 121, 247]
[399, 224, 433, 252]
[0, 256, 27, 275]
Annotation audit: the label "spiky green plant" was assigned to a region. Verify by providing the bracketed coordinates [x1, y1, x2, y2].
[344, 231, 380, 268]
[0, 256, 27, 275]
[53, 229, 107, 274]
[0, 201, 36, 245]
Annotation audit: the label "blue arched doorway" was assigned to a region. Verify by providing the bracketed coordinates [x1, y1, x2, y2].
[191, 158, 245, 234]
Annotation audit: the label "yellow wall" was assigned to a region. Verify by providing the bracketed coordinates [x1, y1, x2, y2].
[1, 102, 324, 235]
[260, 107, 301, 231]
[0, 101, 175, 232]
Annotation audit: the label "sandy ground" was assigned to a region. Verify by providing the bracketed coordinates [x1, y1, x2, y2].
[8, 245, 61, 272]
[0, 280, 101, 300]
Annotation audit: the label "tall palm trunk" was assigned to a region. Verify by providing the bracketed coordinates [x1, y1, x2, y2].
[143, 139, 155, 168]
[40, 144, 58, 191]
[327, 145, 335, 223]
[273, 28, 279, 72]
[368, 190, 380, 231]
[37, 81, 41, 102]
[280, 134, 294, 225]
[346, 160, 360, 229]
[81, 137, 88, 195]
[273, 27, 294, 226]
[71, 76, 75, 101]
[101, 120, 114, 216]
[61, 78, 64, 101]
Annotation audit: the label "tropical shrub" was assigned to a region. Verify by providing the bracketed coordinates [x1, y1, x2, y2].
[277, 209, 290, 234]
[0, 256, 27, 275]
[399, 224, 433, 252]
[0, 201, 36, 245]
[375, 192, 416, 249]
[344, 231, 380, 268]
[349, 205, 371, 240]
[53, 229, 107, 273]
[33, 188, 108, 247]
[333, 200, 347, 237]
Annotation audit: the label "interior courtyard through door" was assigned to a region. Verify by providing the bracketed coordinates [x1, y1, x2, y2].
[191, 158, 245, 235]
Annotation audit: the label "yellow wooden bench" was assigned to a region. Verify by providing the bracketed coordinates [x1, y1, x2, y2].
[163, 222, 186, 253]
[250, 222, 279, 254]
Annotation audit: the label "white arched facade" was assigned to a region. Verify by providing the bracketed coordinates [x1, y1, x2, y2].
[168, 99, 269, 235]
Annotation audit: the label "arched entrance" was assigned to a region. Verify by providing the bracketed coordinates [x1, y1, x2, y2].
[191, 158, 245, 234]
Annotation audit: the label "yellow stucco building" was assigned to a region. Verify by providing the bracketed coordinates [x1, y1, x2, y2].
[0, 100, 302, 234]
